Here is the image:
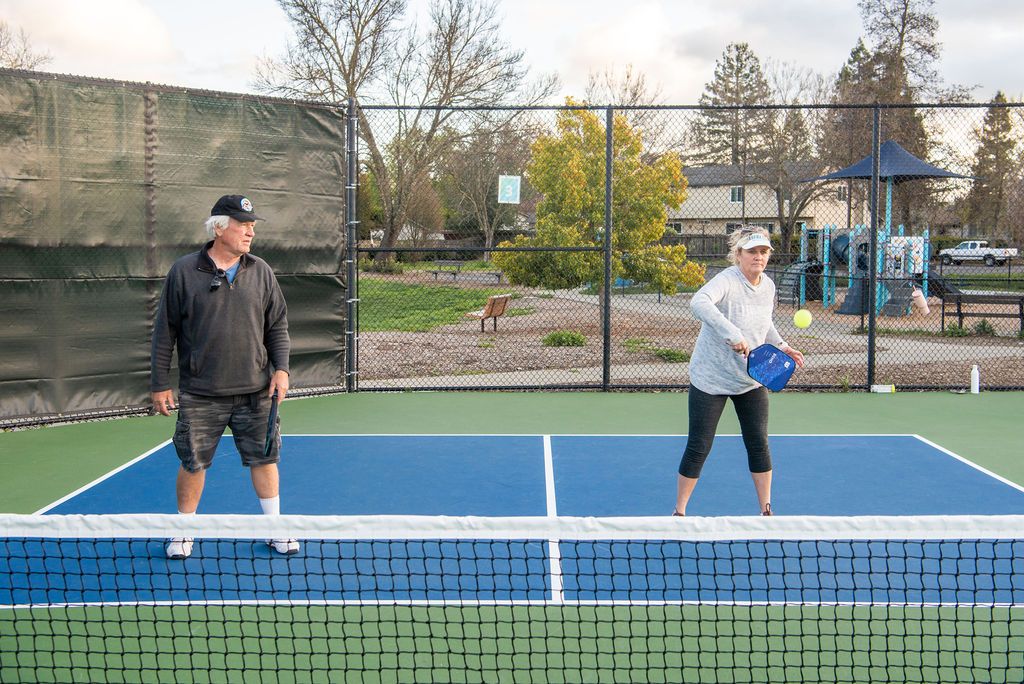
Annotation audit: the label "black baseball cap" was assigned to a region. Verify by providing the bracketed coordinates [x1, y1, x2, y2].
[210, 195, 263, 222]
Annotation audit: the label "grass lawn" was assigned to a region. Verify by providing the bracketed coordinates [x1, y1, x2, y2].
[941, 274, 1024, 293]
[358, 280, 513, 332]
[390, 259, 503, 273]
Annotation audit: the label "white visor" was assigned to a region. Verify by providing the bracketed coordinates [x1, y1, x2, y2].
[738, 233, 772, 250]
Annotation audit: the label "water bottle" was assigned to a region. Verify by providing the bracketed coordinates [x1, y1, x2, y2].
[970, 365, 980, 394]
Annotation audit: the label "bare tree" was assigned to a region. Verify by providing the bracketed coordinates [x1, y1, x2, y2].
[584, 63, 675, 154]
[585, 64, 663, 106]
[256, 0, 555, 264]
[438, 113, 541, 257]
[755, 61, 834, 251]
[0, 21, 51, 70]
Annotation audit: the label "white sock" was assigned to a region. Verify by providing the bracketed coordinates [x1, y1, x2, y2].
[259, 496, 281, 516]
[178, 510, 196, 516]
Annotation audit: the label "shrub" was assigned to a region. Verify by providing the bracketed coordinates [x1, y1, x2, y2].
[364, 258, 404, 275]
[543, 330, 587, 347]
[624, 337, 654, 352]
[973, 319, 996, 336]
[941, 324, 970, 337]
[653, 348, 690, 363]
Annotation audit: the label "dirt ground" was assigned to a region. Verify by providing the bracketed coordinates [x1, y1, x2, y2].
[358, 275, 1024, 389]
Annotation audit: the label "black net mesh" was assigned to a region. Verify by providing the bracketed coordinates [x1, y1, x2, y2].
[2, 515, 1022, 683]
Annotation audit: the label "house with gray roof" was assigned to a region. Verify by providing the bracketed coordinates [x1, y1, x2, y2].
[667, 162, 868, 238]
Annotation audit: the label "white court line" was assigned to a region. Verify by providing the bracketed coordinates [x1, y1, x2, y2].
[40, 434, 1019, 518]
[543, 435, 564, 605]
[282, 433, 920, 438]
[35, 440, 173, 514]
[912, 434, 1024, 494]
[543, 435, 557, 517]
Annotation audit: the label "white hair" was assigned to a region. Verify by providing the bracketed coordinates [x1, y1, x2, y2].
[205, 215, 230, 238]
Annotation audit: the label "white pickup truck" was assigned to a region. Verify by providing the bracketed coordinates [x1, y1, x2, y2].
[938, 240, 1018, 266]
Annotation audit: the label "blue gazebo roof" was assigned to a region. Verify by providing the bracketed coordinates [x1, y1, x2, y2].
[809, 140, 971, 182]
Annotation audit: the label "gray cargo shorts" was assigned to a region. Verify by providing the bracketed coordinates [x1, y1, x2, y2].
[173, 391, 281, 473]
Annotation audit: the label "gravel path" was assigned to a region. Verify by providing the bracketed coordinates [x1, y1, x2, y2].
[358, 278, 1024, 389]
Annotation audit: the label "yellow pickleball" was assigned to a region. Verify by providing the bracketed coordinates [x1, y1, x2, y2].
[793, 309, 813, 329]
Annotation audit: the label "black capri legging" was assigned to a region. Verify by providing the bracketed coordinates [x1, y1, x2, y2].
[678, 385, 772, 478]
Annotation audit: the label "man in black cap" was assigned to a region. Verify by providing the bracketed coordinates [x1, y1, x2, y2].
[151, 195, 297, 559]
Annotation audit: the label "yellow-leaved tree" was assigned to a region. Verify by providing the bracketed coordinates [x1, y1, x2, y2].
[493, 101, 705, 292]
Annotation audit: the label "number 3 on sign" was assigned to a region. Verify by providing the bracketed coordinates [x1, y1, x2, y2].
[498, 175, 521, 204]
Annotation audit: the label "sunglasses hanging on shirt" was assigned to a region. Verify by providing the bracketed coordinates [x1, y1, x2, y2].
[210, 269, 227, 291]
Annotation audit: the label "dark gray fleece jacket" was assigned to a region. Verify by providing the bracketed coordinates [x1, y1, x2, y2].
[150, 242, 290, 396]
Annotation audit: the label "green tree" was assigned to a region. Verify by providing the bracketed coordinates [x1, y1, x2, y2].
[859, 0, 942, 96]
[493, 103, 705, 293]
[820, 0, 947, 229]
[964, 92, 1018, 239]
[819, 40, 877, 170]
[692, 43, 772, 167]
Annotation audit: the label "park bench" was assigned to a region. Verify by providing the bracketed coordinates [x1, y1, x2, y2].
[465, 294, 512, 332]
[428, 260, 463, 280]
[940, 292, 1024, 334]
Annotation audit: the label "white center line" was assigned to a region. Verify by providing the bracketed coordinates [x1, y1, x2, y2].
[543, 434, 564, 604]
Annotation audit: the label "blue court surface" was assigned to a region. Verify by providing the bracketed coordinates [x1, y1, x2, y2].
[42, 433, 1024, 517]
[6, 433, 1024, 607]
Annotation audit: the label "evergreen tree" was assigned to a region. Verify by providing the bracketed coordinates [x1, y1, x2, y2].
[820, 1, 947, 229]
[819, 40, 878, 169]
[964, 92, 1018, 239]
[692, 43, 772, 167]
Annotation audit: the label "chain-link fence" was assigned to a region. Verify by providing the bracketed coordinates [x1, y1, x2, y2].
[4, 70, 1024, 426]
[354, 103, 1024, 392]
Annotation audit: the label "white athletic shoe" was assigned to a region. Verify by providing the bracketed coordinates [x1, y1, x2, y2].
[166, 537, 194, 560]
[267, 539, 300, 555]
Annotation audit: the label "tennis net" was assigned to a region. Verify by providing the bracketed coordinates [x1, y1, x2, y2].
[2, 513, 1022, 683]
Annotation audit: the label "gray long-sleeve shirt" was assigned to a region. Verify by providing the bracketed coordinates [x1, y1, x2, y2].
[150, 242, 290, 396]
[688, 265, 787, 395]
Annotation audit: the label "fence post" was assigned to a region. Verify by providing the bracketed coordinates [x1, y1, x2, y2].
[345, 97, 359, 393]
[603, 107, 613, 390]
[867, 106, 881, 388]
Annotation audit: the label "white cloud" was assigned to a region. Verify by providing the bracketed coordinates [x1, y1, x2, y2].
[4, 0, 1023, 102]
[6, 0, 180, 82]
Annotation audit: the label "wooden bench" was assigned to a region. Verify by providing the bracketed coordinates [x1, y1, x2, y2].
[428, 260, 463, 280]
[940, 293, 1024, 334]
[465, 294, 512, 332]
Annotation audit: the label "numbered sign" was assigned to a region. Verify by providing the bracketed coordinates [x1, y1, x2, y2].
[497, 175, 521, 204]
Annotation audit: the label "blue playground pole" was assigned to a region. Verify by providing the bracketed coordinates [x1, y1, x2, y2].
[799, 225, 808, 307]
[875, 178, 895, 312]
[876, 227, 886, 311]
[822, 225, 833, 308]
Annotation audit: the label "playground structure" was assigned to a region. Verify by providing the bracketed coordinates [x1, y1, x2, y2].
[776, 225, 835, 309]
[783, 140, 971, 317]
[836, 223, 929, 316]
[777, 222, 948, 317]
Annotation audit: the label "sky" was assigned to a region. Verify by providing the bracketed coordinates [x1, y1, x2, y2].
[4, 0, 1024, 103]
